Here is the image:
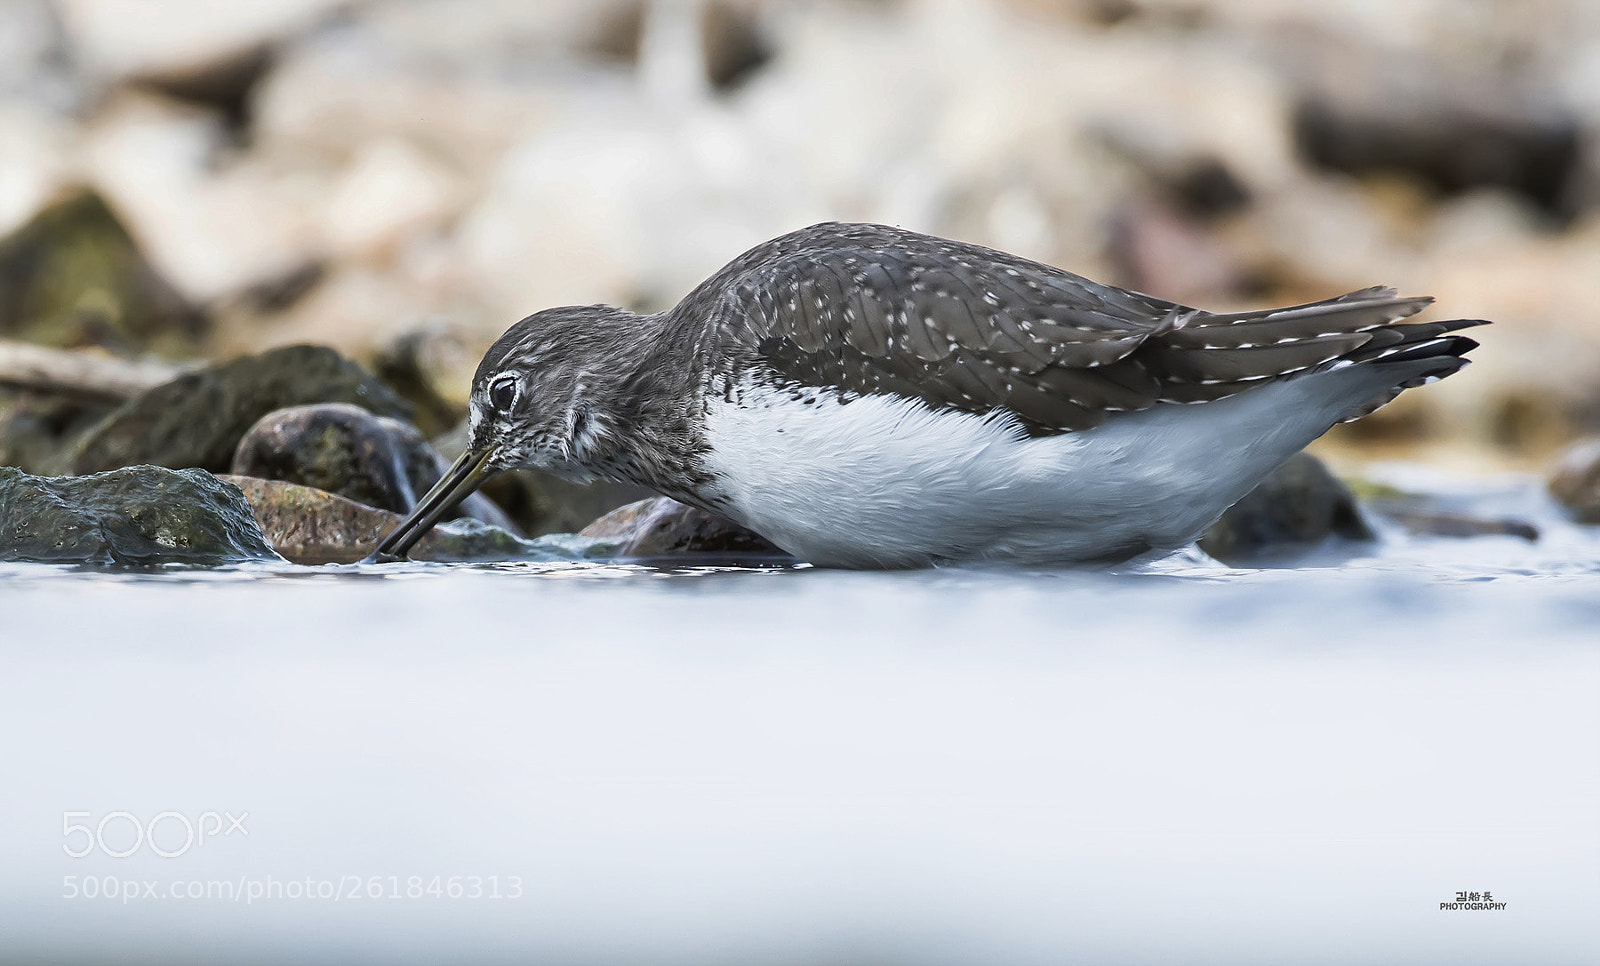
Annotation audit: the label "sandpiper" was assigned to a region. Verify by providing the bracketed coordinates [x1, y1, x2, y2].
[373, 222, 1485, 568]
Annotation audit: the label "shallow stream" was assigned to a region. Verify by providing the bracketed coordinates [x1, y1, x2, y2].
[2, 465, 1597, 964]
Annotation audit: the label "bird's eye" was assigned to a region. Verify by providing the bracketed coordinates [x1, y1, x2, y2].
[487, 375, 519, 413]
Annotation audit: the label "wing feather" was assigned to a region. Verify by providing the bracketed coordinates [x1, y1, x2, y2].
[682, 223, 1463, 435]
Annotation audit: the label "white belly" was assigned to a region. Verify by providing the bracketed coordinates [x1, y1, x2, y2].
[699, 371, 1384, 568]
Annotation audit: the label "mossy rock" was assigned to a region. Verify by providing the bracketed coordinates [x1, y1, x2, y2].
[0, 464, 278, 565]
[0, 191, 204, 356]
[71, 344, 410, 474]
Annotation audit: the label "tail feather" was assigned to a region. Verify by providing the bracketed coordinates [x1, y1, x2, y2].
[1144, 282, 1488, 416]
[1335, 327, 1485, 422]
[1173, 293, 1436, 349]
[1344, 320, 1488, 363]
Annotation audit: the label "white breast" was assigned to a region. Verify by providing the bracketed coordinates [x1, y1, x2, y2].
[699, 369, 1389, 568]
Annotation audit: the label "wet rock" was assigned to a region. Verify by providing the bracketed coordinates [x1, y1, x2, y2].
[221, 475, 537, 565]
[0, 464, 278, 565]
[1546, 437, 1600, 524]
[230, 403, 514, 531]
[229, 402, 435, 514]
[0, 190, 204, 355]
[71, 344, 410, 475]
[581, 496, 791, 558]
[1199, 453, 1374, 562]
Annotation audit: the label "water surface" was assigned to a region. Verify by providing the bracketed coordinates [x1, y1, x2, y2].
[2, 468, 1597, 964]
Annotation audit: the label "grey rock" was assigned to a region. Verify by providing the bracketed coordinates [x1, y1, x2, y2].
[581, 496, 791, 559]
[71, 344, 410, 474]
[1199, 452, 1374, 562]
[230, 403, 514, 531]
[1548, 437, 1600, 524]
[0, 464, 278, 565]
[222, 475, 545, 565]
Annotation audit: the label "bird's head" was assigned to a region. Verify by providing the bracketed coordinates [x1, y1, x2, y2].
[370, 304, 641, 561]
[467, 305, 640, 480]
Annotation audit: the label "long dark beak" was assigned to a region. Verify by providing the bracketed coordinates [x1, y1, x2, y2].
[367, 446, 496, 562]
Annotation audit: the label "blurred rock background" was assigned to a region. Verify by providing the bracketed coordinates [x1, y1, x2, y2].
[3, 0, 1600, 478]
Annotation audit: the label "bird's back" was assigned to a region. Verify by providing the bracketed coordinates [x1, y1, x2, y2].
[674, 222, 1481, 435]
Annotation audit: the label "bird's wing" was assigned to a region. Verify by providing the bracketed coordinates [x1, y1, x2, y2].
[699, 223, 1454, 434]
